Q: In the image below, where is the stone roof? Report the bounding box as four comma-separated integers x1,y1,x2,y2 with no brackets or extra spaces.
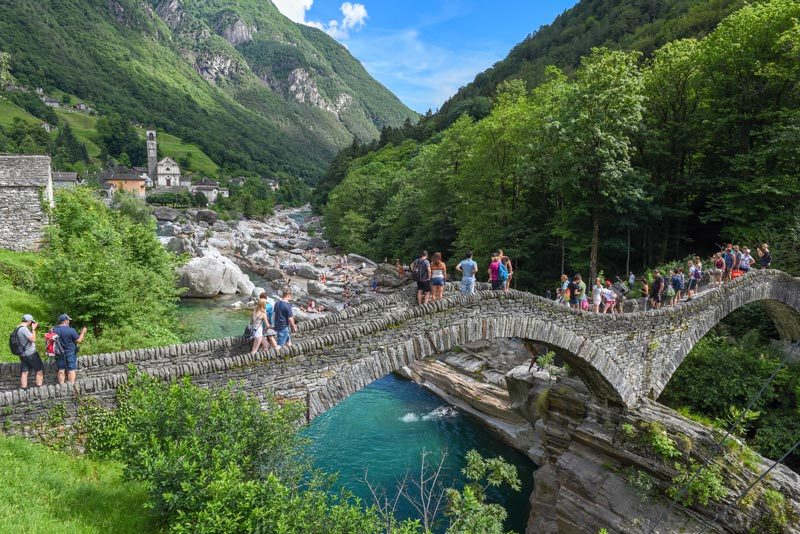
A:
194,177,220,190
53,171,78,182
102,167,146,182
0,155,52,187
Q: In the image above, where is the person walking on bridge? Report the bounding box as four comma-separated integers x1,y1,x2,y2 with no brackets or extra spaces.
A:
488,253,504,291
498,249,513,290
53,314,87,385
455,251,478,295
649,270,664,309
274,289,298,347
429,252,447,302
412,250,432,305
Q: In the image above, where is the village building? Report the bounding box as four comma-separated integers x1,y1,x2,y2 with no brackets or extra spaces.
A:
267,180,280,192
191,178,229,204
156,157,181,187
40,122,54,133
42,97,60,108
74,102,90,112
101,167,146,199
0,155,53,251
52,171,78,189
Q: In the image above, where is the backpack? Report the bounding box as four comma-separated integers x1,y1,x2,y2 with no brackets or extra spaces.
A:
411,259,421,282
45,330,60,357
498,262,509,282
9,326,28,356
692,266,702,281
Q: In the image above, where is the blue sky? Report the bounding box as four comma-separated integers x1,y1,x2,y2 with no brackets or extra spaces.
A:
272,0,578,113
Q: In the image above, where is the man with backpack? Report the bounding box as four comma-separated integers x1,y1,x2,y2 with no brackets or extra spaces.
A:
411,250,432,305
10,314,43,390
53,314,87,385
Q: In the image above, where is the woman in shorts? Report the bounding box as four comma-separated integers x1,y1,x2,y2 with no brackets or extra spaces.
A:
430,252,447,301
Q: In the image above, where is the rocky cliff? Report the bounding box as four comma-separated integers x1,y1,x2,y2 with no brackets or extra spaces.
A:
401,340,800,533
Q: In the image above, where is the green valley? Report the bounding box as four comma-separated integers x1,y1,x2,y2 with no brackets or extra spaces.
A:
0,0,416,180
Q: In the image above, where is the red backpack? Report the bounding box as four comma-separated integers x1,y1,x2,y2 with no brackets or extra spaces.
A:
45,329,60,357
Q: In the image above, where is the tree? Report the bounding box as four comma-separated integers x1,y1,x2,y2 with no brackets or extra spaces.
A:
559,48,646,281
53,122,89,167
0,51,11,87
445,450,521,534
95,114,147,166
37,188,180,350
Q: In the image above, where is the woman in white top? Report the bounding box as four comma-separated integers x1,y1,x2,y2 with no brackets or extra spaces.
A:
429,252,447,301
592,278,603,313
250,298,274,355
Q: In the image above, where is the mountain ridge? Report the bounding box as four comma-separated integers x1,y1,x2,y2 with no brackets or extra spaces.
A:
0,0,416,179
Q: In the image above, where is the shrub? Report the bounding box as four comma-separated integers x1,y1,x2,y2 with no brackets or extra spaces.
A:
668,461,727,506
642,422,683,460
37,188,181,350
82,370,384,532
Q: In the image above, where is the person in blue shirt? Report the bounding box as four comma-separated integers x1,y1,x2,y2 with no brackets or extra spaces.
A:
273,289,298,347
53,314,87,385
455,250,478,295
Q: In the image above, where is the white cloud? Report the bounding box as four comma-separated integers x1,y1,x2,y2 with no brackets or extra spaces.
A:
271,0,314,24
272,0,367,41
341,2,368,30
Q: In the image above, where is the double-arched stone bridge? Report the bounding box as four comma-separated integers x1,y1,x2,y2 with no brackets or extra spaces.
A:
1,269,798,426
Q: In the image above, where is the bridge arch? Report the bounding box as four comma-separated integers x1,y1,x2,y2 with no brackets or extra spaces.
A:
642,270,800,401
305,300,629,420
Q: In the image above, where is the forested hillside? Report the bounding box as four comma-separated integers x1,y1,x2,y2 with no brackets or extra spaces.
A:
437,0,744,125
320,0,800,290
0,0,415,180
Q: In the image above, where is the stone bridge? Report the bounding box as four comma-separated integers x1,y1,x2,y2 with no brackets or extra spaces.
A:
1,269,798,426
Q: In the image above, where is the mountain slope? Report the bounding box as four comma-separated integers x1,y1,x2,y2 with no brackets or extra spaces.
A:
437,0,744,124
0,0,415,180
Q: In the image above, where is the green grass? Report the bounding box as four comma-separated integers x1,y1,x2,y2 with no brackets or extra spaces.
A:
0,250,49,363
150,130,220,176
54,109,102,158
0,435,156,533
0,95,38,127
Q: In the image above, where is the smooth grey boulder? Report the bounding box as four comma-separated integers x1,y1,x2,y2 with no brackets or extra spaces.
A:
293,263,319,280
307,280,344,297
178,257,225,297
153,206,180,221
195,209,218,224
260,267,286,281
165,237,193,255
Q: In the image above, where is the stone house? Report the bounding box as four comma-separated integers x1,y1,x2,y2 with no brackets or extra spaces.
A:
74,102,90,112
40,122,54,133
191,178,229,204
52,171,78,189
102,168,146,199
42,97,60,108
0,155,54,251
156,157,181,187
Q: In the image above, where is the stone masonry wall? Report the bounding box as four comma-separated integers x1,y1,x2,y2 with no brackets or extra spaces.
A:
1,271,799,431
0,155,52,251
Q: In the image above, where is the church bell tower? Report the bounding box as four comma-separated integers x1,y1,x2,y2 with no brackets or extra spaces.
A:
146,130,158,182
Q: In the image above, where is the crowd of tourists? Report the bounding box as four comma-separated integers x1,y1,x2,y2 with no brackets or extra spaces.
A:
406,241,773,311
409,249,514,305
9,313,87,390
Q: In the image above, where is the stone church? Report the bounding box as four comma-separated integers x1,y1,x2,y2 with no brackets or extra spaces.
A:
146,130,182,187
